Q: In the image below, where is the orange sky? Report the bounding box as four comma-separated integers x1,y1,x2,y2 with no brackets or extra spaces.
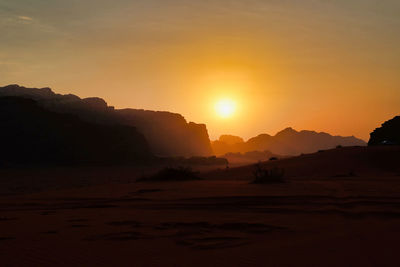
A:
1,0,400,140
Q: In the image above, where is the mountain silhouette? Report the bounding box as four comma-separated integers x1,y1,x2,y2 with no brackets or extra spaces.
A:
116,109,212,157
218,135,245,145
212,127,366,156
0,85,213,157
0,97,152,166
369,116,400,145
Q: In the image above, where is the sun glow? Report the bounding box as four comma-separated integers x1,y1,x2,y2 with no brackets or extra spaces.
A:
215,99,236,118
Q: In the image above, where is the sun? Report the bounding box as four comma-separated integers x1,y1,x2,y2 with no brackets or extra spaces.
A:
215,99,236,118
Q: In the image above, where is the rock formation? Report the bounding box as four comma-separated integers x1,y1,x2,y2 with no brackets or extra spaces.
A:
0,97,152,165
369,116,400,145
0,85,213,157
212,127,366,156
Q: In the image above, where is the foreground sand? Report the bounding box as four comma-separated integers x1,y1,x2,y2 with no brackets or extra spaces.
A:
1,147,400,266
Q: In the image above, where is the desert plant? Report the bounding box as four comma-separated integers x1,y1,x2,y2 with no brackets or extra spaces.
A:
252,163,285,184
138,166,201,182
269,157,278,161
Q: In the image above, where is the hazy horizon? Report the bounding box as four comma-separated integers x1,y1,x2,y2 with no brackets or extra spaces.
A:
1,0,400,140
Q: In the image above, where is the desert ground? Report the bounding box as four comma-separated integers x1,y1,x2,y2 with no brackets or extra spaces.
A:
1,146,400,266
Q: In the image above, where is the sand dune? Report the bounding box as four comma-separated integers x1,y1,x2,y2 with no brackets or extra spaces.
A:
1,146,400,266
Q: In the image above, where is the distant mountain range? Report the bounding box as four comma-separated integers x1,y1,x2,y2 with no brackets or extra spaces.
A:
212,128,366,156
0,85,213,157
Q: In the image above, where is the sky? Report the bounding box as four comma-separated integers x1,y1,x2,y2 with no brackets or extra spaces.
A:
1,0,400,141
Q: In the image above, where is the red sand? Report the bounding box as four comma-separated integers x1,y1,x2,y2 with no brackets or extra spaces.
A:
1,146,400,266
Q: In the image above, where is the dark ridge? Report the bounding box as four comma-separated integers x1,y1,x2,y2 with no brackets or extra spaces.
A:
369,116,400,145
212,129,366,156
0,96,152,166
0,84,213,157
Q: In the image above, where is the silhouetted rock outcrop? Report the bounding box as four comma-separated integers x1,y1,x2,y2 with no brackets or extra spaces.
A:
116,109,212,157
212,128,366,156
368,116,400,146
0,97,152,166
0,85,213,157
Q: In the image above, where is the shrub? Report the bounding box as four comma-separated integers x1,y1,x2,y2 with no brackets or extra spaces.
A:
336,145,343,149
269,157,278,161
252,163,285,184
138,166,201,182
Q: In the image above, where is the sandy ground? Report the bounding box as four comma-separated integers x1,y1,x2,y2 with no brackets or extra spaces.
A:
1,146,400,266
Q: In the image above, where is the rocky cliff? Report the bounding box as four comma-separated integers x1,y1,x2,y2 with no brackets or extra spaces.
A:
369,116,400,145
116,109,212,157
0,85,213,157
0,97,152,165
